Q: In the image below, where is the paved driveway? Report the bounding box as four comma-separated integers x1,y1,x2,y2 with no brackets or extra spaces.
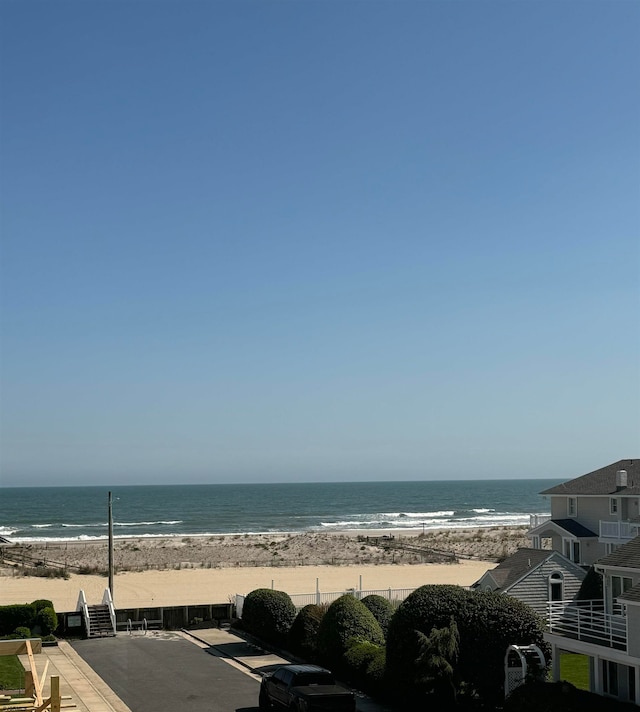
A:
72,634,260,712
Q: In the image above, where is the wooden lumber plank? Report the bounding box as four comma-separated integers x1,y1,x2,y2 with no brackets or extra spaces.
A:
25,641,42,707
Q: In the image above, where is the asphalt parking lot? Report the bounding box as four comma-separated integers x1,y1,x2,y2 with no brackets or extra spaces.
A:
72,634,260,712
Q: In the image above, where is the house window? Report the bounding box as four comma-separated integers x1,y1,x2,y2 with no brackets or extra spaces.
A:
572,541,580,564
549,572,563,602
567,497,577,517
610,498,619,515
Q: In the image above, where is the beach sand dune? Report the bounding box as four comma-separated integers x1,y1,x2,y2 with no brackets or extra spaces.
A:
0,527,526,611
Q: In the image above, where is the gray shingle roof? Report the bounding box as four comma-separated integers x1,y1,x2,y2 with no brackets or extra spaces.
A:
619,583,640,604
596,536,640,570
552,519,598,538
541,459,640,496
485,548,559,591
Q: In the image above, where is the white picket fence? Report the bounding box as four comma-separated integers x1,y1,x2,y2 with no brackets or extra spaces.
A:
235,586,417,618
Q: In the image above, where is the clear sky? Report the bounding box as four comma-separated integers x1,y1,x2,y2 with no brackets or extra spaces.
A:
1,0,638,487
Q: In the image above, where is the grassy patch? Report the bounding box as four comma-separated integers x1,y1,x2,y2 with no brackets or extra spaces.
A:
560,652,590,690
0,655,25,690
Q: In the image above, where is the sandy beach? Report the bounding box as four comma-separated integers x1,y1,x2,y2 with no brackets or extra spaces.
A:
0,527,528,611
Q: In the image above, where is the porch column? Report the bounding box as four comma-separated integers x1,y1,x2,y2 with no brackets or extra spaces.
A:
551,644,560,681
592,654,600,695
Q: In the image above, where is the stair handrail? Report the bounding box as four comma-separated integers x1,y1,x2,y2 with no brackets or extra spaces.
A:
101,588,117,635
76,590,91,638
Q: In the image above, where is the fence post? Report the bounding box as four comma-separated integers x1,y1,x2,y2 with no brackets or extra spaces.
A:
316,578,320,605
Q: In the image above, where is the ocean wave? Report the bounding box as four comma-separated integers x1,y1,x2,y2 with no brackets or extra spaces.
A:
58,520,183,528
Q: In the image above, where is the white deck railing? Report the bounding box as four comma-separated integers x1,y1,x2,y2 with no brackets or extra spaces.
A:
76,590,91,638
599,520,640,541
547,600,627,651
529,514,552,529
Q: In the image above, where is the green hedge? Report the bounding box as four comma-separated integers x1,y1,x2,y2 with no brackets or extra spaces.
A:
386,585,547,705
0,605,37,636
361,595,394,638
241,589,296,646
288,604,324,660
0,601,58,637
316,595,384,668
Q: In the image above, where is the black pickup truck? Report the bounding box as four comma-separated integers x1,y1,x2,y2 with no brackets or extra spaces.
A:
259,664,356,712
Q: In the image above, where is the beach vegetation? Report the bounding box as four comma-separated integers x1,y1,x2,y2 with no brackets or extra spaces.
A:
241,588,296,646
288,604,324,659
316,594,384,669
386,585,548,706
361,595,394,638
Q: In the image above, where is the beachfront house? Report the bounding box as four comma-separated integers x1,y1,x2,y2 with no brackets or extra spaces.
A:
472,548,586,617
545,534,640,706
527,459,640,566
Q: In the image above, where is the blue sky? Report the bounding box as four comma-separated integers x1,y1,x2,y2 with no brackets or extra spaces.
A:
1,1,638,487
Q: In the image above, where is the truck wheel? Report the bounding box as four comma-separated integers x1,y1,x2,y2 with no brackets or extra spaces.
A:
258,690,272,710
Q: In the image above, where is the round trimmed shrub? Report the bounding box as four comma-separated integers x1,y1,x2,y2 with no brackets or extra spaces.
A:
386,585,547,705
14,627,31,638
316,595,384,666
241,588,296,646
288,604,324,660
361,595,394,638
31,599,54,613
36,607,58,636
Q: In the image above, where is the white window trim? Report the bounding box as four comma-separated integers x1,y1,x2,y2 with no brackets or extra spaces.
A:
610,497,619,515
567,497,577,517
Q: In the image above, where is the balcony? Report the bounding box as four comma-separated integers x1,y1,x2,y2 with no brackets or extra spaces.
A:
547,600,627,651
599,520,640,542
529,514,552,529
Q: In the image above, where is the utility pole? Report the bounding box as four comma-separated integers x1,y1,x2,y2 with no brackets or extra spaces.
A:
108,491,114,601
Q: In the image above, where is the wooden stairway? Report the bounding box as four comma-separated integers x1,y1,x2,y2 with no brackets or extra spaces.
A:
86,604,115,637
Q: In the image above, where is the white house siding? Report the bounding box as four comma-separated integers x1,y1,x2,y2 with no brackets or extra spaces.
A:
508,558,585,617
627,606,640,659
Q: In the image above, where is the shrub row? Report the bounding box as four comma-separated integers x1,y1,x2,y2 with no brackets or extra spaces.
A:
241,585,548,706
0,600,58,638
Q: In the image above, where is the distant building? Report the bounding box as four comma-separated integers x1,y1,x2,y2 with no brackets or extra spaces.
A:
528,459,639,566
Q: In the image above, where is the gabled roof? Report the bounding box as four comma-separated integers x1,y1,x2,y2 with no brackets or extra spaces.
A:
479,548,584,592
528,518,597,540
596,535,640,571
552,519,598,538
541,459,640,496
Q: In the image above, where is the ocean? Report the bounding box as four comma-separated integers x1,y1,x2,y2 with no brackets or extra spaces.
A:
0,479,559,543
